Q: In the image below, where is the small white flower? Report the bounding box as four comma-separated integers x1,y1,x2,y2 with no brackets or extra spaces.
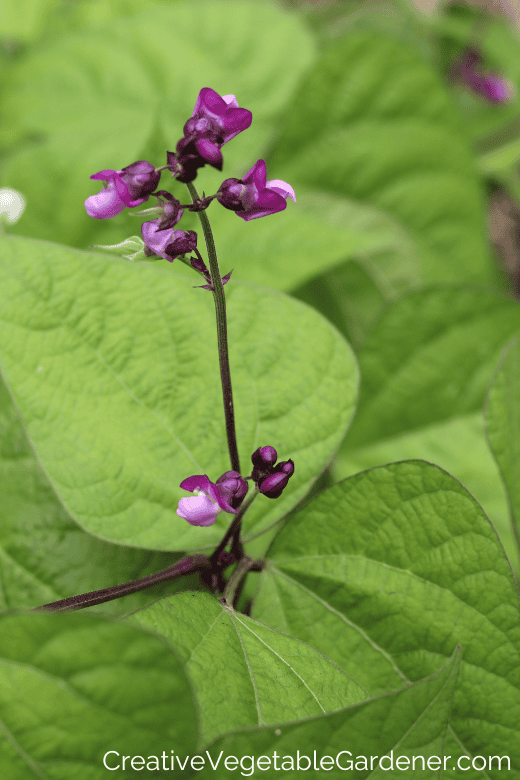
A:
0,188,26,224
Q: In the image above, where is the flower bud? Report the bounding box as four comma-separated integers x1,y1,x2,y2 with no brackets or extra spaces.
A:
216,470,248,508
251,446,278,470
274,459,294,477
259,471,290,499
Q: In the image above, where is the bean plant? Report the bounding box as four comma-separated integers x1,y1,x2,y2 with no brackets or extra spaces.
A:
0,0,519,778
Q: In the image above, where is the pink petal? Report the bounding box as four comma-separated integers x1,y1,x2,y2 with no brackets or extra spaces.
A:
222,94,239,108
85,186,126,219
266,179,296,202
177,495,220,526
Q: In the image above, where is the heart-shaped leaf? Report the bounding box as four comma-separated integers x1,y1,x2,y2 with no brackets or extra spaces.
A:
0,236,358,551
131,591,367,746
253,461,520,778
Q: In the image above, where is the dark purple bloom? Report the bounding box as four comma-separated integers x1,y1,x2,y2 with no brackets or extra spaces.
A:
85,161,160,219
215,470,248,509
141,219,197,262
458,49,512,104
259,471,291,500
217,160,296,220
169,88,252,183
177,474,238,526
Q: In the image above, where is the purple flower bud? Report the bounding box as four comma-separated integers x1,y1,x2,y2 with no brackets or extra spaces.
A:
216,470,248,508
259,471,290,500
177,474,237,526
85,161,160,219
274,459,295,477
251,446,278,470
172,88,252,183
457,48,513,104
141,219,197,262
217,160,296,221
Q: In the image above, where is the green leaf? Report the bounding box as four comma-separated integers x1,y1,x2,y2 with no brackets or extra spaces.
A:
253,461,520,778
269,30,493,287
485,335,520,561
0,235,358,551
0,610,197,779
344,286,520,449
333,412,518,572
0,1,315,248
0,0,60,40
131,591,367,746
0,375,201,613
197,649,461,779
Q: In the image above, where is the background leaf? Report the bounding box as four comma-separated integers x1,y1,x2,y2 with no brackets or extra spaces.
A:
131,590,367,746
195,649,461,779
0,236,358,551
267,29,494,289
485,335,520,559
0,610,197,779
253,461,520,779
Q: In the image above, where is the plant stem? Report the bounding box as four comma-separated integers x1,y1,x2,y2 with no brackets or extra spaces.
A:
211,487,259,566
33,554,211,612
186,180,240,474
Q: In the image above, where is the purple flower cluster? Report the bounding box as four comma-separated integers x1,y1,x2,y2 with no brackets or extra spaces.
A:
84,87,295,262
251,446,294,499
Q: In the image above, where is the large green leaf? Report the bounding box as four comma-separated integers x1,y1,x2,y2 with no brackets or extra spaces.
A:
0,1,315,249
268,30,493,287
485,335,520,560
0,376,199,613
333,412,517,571
253,461,520,779
131,591,367,746
343,286,520,449
0,610,197,779
0,235,358,551
196,650,460,779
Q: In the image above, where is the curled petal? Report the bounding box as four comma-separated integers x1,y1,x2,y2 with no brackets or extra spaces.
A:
266,179,296,202
85,185,126,219
177,495,220,526
222,94,239,108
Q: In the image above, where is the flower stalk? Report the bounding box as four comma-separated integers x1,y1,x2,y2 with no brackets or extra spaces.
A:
186,180,240,474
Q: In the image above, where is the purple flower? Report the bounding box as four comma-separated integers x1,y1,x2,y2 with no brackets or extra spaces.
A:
141,219,197,262
217,160,296,220
176,474,241,526
458,49,512,104
85,161,160,219
170,88,252,183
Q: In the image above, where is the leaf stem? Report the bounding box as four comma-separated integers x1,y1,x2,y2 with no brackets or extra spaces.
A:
186,180,240,474
33,554,211,612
